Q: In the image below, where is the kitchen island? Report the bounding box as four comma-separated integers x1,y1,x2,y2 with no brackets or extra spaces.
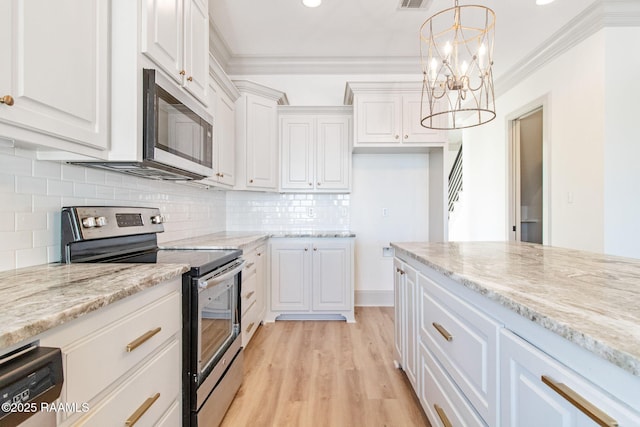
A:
391,241,640,427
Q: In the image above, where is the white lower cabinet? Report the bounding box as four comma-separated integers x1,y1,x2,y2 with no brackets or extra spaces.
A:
37,278,182,426
394,258,418,391
500,329,640,427
419,342,486,427
267,238,354,322
395,254,640,427
241,242,267,346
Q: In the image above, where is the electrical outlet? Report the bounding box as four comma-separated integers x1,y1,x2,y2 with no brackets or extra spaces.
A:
308,207,315,217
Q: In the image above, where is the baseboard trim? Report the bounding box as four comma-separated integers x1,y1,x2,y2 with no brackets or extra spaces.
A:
355,290,394,307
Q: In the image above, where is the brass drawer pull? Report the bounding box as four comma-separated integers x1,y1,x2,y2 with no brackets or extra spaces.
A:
125,392,160,426
126,327,162,352
246,322,255,333
434,404,453,427
245,290,255,299
245,262,255,270
541,375,618,427
432,322,453,342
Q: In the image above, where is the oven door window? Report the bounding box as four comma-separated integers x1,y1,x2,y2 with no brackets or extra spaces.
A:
198,277,238,378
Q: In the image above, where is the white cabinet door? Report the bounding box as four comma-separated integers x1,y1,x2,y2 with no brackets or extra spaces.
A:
183,0,208,103
402,93,446,143
393,259,418,392
216,92,236,186
500,329,640,427
0,0,108,152
311,240,351,311
246,94,278,189
281,116,314,190
355,94,402,144
142,0,184,84
393,258,404,364
315,116,351,191
270,241,311,311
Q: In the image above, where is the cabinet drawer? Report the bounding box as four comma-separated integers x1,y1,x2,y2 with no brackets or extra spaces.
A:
500,329,640,427
242,299,261,346
241,271,257,316
65,291,181,405
419,342,486,427
71,339,181,427
419,273,499,426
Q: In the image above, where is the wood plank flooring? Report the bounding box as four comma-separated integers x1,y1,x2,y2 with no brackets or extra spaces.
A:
220,307,431,427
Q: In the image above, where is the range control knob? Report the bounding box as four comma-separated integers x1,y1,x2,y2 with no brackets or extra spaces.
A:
81,217,97,228
95,216,107,227
150,215,163,225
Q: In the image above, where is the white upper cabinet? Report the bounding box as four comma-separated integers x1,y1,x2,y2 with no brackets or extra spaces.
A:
0,0,109,157
142,0,209,105
344,82,447,152
233,80,287,192
279,107,352,193
199,58,240,188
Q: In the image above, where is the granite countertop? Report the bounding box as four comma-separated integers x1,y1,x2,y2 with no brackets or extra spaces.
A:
0,263,188,351
162,230,355,250
390,241,640,376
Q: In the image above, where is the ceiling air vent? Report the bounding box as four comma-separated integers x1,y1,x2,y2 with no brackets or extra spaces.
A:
398,0,432,9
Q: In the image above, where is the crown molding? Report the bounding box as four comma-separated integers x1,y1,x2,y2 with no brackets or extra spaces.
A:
225,55,422,76
232,80,289,105
209,54,240,101
494,0,640,97
208,0,640,95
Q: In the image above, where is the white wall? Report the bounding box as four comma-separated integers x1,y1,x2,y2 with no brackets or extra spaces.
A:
351,153,429,303
603,27,640,258
0,147,226,271
453,30,609,254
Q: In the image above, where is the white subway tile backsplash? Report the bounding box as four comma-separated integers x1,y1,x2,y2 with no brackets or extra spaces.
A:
1,151,227,271
16,176,47,195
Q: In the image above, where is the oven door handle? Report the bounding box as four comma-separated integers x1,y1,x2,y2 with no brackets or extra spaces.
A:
198,260,245,290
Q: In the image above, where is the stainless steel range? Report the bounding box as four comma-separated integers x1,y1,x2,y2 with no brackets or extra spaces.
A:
61,206,244,427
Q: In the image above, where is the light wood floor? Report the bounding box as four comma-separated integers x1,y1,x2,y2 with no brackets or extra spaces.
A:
220,307,431,427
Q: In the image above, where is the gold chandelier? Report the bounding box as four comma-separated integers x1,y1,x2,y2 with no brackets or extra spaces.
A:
420,0,496,130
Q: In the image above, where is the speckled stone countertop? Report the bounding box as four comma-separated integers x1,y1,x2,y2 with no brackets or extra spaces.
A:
391,241,640,376
162,230,355,250
0,263,188,351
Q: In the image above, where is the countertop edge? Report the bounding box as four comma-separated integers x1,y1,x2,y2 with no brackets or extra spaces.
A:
390,243,640,377
0,264,189,351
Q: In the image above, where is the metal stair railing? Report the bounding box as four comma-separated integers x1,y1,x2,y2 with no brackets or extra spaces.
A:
448,145,463,213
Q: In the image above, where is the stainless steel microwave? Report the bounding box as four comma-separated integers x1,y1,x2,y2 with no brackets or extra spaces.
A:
74,69,214,181
142,69,213,179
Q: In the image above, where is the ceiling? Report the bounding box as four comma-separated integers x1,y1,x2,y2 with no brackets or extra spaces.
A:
209,0,597,79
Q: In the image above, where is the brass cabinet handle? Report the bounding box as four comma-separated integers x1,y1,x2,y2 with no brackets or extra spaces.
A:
126,327,162,352
404,134,408,139
434,404,453,427
394,134,399,140
0,95,14,106
541,375,618,427
246,322,255,333
245,290,255,299
125,393,160,426
304,248,308,251
308,182,313,186
187,76,193,82
249,179,254,183
317,182,321,186
257,252,262,257
179,70,186,76
245,261,255,270
432,322,453,342
313,247,317,251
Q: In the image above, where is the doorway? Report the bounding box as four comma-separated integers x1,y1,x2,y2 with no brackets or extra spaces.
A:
510,108,544,243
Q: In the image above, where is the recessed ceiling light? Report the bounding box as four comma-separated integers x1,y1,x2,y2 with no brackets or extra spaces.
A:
302,0,321,7
536,0,555,5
